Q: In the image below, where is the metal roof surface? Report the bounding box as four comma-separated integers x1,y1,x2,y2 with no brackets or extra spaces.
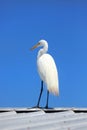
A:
0,107,87,130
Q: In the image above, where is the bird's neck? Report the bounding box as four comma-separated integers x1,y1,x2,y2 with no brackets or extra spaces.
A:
37,43,48,58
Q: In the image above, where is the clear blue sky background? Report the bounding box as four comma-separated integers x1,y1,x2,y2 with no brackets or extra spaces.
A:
0,0,87,108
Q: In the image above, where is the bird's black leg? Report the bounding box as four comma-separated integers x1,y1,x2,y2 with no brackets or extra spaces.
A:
45,90,49,109
37,81,43,108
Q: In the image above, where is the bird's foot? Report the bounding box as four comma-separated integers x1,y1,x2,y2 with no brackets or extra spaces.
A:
32,105,43,109
44,105,48,109
44,105,53,109
32,106,39,108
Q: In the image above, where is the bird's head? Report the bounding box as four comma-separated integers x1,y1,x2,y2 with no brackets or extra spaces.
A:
30,39,48,51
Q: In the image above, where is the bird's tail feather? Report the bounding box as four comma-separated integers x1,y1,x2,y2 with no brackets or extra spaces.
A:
48,86,59,96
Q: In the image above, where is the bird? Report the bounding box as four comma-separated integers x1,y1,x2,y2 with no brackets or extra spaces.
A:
30,39,59,108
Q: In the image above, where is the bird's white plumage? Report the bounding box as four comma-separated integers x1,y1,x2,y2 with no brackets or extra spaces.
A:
37,53,59,95
31,39,59,96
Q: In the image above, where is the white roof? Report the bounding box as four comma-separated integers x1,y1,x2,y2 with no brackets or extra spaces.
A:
0,107,87,130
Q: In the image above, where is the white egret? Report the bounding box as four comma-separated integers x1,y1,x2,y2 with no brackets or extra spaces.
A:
31,40,59,108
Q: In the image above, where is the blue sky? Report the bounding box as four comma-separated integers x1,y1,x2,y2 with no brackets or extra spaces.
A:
0,0,87,108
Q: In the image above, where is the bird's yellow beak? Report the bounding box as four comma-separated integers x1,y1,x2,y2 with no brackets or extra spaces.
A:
30,43,40,51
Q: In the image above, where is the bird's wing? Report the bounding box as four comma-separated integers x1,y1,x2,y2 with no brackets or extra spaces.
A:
37,54,59,95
